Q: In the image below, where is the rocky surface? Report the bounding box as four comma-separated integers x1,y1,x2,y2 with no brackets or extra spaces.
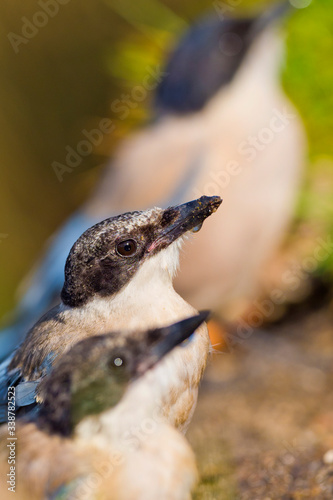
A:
189,309,333,499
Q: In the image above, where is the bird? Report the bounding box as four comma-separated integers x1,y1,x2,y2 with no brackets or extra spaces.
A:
0,0,305,358
0,196,221,434
0,313,208,500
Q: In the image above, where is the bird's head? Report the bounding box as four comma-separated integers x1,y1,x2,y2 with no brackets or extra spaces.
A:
155,2,290,114
61,196,222,307
155,13,260,115
37,312,209,436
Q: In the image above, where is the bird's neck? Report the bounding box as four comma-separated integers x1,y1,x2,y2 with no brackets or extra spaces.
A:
76,375,160,445
236,29,284,87
75,419,198,500
83,242,194,331
207,29,284,116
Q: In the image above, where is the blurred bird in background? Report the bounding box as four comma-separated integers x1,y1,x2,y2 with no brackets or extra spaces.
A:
0,0,306,359
0,314,206,500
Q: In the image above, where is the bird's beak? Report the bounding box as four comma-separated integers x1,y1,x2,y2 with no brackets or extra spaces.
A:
148,196,222,253
135,311,210,376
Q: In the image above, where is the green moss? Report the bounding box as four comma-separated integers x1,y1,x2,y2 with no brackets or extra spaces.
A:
281,0,333,276
283,0,333,160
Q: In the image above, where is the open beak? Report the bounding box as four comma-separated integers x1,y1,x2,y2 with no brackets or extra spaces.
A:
135,311,210,376
148,195,222,253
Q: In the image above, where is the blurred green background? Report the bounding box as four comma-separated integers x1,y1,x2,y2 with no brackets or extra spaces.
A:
0,0,332,320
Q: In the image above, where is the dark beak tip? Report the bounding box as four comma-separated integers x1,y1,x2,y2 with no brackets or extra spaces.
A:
201,194,222,201
208,195,223,209
153,196,222,252
197,310,211,323
177,310,211,340
196,195,222,212
147,311,211,366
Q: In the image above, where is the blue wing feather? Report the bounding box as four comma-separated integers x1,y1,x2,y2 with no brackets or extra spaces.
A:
0,351,56,423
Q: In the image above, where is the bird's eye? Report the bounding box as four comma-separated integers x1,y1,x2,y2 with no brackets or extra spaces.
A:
114,357,124,367
109,356,126,370
116,239,137,257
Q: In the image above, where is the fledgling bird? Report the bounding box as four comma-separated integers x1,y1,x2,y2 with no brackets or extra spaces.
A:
0,1,305,358
0,314,208,500
0,196,221,433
